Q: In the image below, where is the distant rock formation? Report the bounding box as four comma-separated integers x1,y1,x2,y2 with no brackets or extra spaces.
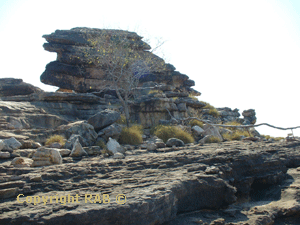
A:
0,78,43,97
41,27,198,94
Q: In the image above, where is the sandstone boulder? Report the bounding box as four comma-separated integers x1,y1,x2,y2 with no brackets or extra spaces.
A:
242,109,256,125
10,157,33,167
154,138,166,148
203,125,223,141
65,134,84,150
0,78,43,97
106,137,124,155
166,138,185,147
58,149,71,157
192,125,204,136
199,135,214,144
20,140,41,149
2,137,22,152
113,152,125,159
57,121,97,147
98,123,122,141
146,142,157,151
0,152,10,159
31,147,62,167
70,138,88,157
0,187,19,199
88,109,120,132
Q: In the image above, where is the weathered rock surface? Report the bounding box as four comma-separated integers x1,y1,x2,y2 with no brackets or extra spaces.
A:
57,121,97,147
87,109,120,132
0,78,43,97
38,28,208,128
0,152,10,159
217,107,241,123
1,141,300,224
69,138,88,157
31,147,62,167
106,137,124,154
98,123,123,141
41,28,196,93
166,138,185,147
0,79,108,132
203,124,223,141
2,137,22,152
243,109,257,125
10,157,33,167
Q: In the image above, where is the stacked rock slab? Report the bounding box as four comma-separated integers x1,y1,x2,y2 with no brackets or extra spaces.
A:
0,78,43,97
41,27,197,94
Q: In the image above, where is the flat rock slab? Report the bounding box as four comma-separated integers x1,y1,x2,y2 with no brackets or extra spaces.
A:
1,141,300,225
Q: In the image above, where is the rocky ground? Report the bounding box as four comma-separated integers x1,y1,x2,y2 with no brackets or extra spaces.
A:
1,140,300,225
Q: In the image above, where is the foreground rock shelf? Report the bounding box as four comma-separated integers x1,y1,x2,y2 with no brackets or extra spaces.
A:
1,140,300,225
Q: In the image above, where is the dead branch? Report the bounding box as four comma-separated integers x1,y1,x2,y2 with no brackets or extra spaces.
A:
165,107,300,131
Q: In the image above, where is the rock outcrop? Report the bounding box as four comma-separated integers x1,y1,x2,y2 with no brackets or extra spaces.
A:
0,78,43,97
40,28,205,127
41,28,197,94
31,147,62,167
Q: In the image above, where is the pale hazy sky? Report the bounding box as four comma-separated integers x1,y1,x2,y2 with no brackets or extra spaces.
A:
1,0,300,137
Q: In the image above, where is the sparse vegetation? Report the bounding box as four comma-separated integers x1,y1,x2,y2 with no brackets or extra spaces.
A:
148,89,163,95
116,114,127,125
200,101,220,118
189,119,204,128
222,130,250,141
188,93,198,101
45,135,66,146
153,125,194,144
205,136,222,143
223,121,242,131
220,121,252,141
119,125,143,145
96,140,107,149
261,135,284,141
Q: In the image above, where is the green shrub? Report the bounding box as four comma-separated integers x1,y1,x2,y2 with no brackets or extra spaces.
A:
119,125,143,145
222,130,250,141
208,108,220,118
153,125,194,144
224,121,242,131
261,135,284,141
205,136,221,143
148,89,163,95
45,135,66,146
189,119,204,128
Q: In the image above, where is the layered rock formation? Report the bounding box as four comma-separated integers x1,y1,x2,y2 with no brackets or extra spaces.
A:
41,27,197,94
40,28,205,127
1,140,300,224
0,78,43,97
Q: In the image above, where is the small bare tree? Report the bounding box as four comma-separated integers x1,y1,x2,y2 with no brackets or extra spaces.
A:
83,29,166,127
